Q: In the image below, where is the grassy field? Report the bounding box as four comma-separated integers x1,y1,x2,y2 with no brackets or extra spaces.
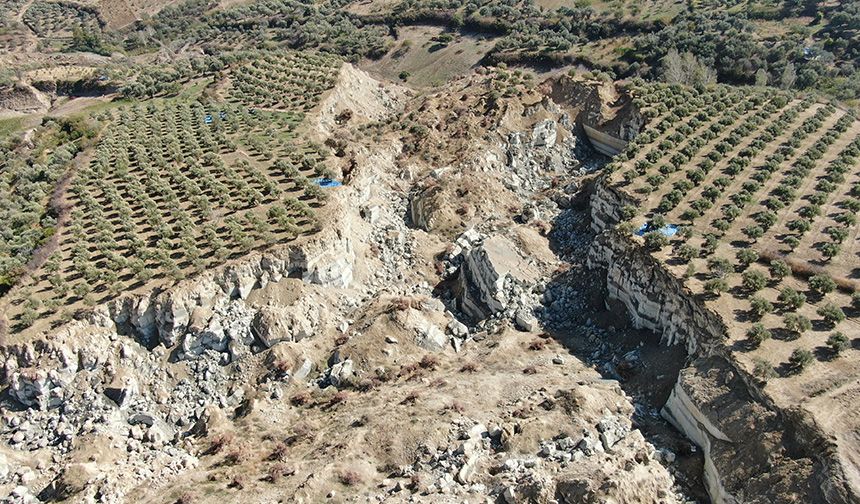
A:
0,116,24,139
361,26,493,88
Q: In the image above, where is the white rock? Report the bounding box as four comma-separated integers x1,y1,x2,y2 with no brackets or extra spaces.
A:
514,309,537,332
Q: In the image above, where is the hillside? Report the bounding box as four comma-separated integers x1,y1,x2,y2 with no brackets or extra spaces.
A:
0,0,859,503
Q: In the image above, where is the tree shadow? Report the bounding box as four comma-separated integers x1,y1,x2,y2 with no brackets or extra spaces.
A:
813,346,838,362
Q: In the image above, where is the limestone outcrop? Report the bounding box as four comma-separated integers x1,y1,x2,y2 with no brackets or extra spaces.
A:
456,234,539,321
586,230,727,355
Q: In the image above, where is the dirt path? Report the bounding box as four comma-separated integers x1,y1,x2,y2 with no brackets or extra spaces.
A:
14,0,39,52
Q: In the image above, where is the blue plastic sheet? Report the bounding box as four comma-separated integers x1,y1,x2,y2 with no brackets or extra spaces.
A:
635,223,678,237
313,177,342,188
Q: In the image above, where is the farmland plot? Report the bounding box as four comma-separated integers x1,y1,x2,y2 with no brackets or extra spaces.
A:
3,51,344,333
605,81,860,382
22,1,102,38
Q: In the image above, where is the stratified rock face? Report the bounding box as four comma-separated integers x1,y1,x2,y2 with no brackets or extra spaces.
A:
457,235,539,321
661,357,849,504
587,179,857,504
104,226,352,348
586,230,727,355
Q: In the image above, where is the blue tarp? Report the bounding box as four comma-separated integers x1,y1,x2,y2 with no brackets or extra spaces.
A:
636,223,678,237
313,177,342,188
204,111,227,124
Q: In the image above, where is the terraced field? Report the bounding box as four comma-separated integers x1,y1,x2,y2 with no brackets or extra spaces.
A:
606,81,860,380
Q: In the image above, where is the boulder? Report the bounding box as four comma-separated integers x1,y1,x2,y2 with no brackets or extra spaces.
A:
447,318,469,338
251,301,319,348
251,307,292,348
457,236,539,320
293,358,315,381
104,371,138,408
329,359,355,387
415,322,447,352
515,309,537,332
597,415,629,451
10,369,57,409
531,120,557,149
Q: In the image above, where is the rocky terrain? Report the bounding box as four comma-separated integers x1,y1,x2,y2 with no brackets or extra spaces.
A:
0,66,715,503
2,56,858,504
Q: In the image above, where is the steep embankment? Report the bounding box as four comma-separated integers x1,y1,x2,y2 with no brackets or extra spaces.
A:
586,191,857,504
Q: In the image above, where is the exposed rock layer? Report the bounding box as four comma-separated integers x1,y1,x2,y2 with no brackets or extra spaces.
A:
587,179,858,504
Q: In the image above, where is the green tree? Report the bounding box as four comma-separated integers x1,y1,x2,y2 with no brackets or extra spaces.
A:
817,303,845,327
73,282,92,300
678,244,698,262
743,225,764,242
752,358,776,382
643,231,668,251
820,242,841,261
749,296,774,318
826,332,849,355
769,260,790,281
784,313,811,337
19,306,38,328
736,249,759,268
747,323,772,347
742,270,768,292
809,274,836,295
69,27,109,55
704,278,729,297
788,348,813,373
707,257,732,279
778,287,806,310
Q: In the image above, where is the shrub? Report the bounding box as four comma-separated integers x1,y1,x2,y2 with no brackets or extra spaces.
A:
752,358,776,382
826,332,849,355
749,296,774,318
339,470,363,486
643,231,669,251
853,292,860,308
704,278,728,297
778,287,806,310
228,475,246,489
809,274,836,295
769,259,790,280
290,391,312,406
742,270,767,292
223,448,246,466
267,463,294,483
788,348,814,372
419,355,440,370
816,303,845,327
747,323,772,347
784,313,811,336
208,433,234,454
736,249,759,268
460,362,479,373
